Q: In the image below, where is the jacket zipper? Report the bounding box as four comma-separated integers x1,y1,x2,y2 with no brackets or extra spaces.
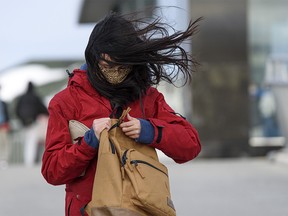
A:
130,160,168,177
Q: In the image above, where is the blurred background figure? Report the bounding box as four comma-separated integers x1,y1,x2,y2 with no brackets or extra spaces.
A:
0,85,10,169
15,81,48,167
258,84,280,137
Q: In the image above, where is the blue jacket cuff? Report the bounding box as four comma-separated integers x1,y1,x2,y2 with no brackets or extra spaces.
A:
137,119,155,144
84,129,99,149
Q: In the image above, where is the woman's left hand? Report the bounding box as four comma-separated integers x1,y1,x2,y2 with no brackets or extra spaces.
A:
120,114,141,139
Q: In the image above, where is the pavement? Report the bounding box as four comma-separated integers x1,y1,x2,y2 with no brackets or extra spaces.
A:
0,157,288,216
267,148,288,165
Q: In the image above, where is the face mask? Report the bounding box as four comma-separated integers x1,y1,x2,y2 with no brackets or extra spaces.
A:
99,64,132,84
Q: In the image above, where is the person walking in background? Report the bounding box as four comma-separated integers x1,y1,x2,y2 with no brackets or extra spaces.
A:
42,11,201,216
16,81,49,167
258,85,280,137
0,85,10,169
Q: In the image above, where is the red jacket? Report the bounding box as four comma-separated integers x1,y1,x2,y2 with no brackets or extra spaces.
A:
41,69,201,216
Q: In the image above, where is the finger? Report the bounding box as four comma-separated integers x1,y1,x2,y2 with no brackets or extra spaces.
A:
124,129,140,137
105,121,111,130
121,125,137,132
126,133,140,139
93,119,111,132
93,118,109,126
128,134,139,139
94,117,110,122
120,121,134,128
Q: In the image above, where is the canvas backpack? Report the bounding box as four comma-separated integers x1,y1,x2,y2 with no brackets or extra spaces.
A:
69,108,176,216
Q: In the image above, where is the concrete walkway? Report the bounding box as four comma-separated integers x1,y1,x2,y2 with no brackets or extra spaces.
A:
0,157,287,216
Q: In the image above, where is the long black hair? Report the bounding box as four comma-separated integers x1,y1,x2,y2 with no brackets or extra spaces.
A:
85,11,201,107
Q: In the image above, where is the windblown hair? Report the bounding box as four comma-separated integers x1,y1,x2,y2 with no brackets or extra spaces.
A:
85,11,201,107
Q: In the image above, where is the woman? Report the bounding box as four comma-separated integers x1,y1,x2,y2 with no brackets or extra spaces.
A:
42,12,201,216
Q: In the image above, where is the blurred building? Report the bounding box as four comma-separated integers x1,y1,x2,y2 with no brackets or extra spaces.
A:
190,0,288,157
193,0,288,157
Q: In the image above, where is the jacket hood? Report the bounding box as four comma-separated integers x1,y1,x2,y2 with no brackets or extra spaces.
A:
67,69,100,97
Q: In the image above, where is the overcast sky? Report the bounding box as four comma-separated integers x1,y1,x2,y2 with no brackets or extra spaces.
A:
0,0,192,73
0,0,94,72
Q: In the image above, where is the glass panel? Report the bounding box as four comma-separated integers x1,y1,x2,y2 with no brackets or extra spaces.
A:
248,0,288,146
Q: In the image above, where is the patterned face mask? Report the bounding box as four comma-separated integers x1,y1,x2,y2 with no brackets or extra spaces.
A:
98,64,132,84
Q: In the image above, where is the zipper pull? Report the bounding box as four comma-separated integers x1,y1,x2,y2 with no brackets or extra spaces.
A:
132,161,145,179
121,150,128,166
121,150,129,180
121,166,125,180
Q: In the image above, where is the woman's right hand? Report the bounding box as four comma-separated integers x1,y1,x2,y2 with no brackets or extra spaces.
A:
92,118,111,139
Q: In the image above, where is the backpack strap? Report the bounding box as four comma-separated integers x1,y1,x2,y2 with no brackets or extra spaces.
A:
109,107,131,131
119,107,131,122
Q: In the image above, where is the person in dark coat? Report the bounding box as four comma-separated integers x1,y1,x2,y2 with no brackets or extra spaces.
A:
16,81,48,166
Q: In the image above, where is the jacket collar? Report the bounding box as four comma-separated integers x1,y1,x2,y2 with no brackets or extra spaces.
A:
68,69,99,97
68,69,112,111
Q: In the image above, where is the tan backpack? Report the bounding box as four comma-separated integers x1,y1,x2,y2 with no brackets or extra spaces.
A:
69,108,176,216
